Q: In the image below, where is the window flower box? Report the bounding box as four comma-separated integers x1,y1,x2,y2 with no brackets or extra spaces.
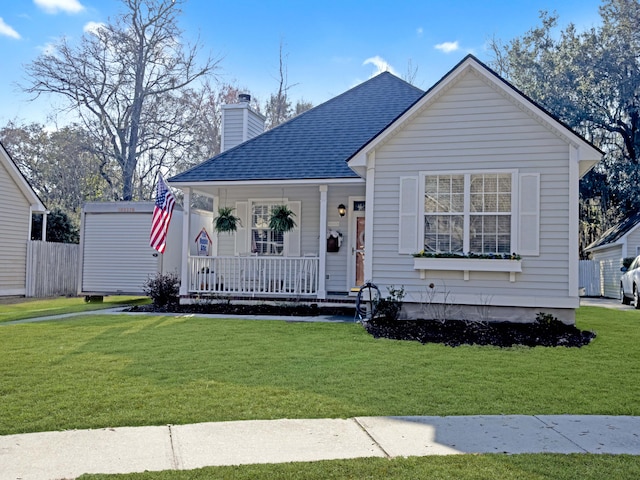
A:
413,256,522,282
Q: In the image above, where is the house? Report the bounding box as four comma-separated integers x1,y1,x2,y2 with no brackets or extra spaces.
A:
584,212,640,299
168,55,601,324
0,141,47,296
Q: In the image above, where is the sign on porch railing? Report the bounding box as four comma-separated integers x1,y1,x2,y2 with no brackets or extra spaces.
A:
195,228,211,256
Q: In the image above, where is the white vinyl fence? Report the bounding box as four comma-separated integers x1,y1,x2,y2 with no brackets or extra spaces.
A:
26,241,79,297
579,259,602,297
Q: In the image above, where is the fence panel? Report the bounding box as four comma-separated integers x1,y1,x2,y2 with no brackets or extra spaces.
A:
579,259,602,297
26,241,79,297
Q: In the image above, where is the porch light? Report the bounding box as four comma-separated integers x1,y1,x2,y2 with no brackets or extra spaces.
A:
338,204,346,217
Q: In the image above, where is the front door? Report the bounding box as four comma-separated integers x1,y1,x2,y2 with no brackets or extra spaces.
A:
348,198,366,290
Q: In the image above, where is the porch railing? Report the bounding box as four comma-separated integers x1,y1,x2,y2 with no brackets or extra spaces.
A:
188,255,319,296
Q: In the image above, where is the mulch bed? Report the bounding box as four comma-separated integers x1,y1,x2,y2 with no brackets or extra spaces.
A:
363,317,596,348
129,302,595,348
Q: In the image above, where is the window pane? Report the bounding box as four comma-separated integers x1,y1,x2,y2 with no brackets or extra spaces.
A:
251,202,285,255
424,194,437,212
451,175,464,193
451,193,464,211
498,193,511,212
423,214,463,253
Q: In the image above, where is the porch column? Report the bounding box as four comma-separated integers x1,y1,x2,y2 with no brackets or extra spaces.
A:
364,151,375,282
318,185,328,299
179,187,191,296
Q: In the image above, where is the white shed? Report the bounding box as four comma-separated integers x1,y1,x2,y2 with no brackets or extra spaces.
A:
78,202,211,297
585,212,640,298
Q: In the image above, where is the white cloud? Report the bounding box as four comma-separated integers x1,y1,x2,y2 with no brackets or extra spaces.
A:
363,56,399,77
39,41,57,55
83,21,106,34
34,0,85,14
416,27,423,38
0,17,21,39
434,41,459,53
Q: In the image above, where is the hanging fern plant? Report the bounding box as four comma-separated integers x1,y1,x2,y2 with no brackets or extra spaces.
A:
269,204,296,233
214,206,241,233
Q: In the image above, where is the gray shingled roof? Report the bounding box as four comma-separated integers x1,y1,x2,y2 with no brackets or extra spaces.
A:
169,72,424,183
585,211,640,251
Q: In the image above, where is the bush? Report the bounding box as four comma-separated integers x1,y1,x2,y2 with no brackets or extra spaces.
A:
375,285,405,321
142,272,180,308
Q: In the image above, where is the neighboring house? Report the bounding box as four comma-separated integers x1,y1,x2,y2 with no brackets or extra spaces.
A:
168,55,601,324
0,141,47,296
584,212,640,299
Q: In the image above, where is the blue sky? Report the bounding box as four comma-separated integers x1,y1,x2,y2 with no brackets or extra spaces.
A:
1,0,604,127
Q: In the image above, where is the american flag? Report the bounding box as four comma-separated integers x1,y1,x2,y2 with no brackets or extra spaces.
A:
149,174,176,254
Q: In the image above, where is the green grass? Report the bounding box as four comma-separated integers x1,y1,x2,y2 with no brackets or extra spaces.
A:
0,295,149,322
0,306,638,436
79,454,640,479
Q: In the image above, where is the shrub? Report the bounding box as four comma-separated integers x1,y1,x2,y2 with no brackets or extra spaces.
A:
375,285,405,321
143,272,180,308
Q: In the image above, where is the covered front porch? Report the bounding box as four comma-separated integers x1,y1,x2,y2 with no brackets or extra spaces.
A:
173,181,366,301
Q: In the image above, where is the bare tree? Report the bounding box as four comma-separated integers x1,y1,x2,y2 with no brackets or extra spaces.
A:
403,58,419,85
23,0,220,200
264,41,296,129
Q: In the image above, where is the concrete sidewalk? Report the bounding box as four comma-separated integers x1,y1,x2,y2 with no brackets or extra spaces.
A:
2,415,640,479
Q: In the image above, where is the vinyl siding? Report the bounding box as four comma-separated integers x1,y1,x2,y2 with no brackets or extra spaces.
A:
590,245,623,299
625,227,640,258
221,108,245,152
247,110,265,140
370,70,573,306
0,159,30,295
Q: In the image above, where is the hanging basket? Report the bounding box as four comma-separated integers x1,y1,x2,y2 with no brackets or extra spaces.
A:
268,204,297,233
214,206,241,233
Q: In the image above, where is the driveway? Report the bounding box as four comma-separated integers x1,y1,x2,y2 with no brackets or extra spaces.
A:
580,296,635,310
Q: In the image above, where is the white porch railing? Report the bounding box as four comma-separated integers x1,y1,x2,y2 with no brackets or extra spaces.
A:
188,255,319,296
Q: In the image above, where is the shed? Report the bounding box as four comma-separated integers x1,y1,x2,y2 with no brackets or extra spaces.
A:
584,212,640,298
78,202,211,297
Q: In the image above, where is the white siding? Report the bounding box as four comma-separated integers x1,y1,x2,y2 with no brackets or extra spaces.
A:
0,160,30,295
591,245,623,299
370,70,573,307
625,227,640,258
221,108,245,152
247,110,265,140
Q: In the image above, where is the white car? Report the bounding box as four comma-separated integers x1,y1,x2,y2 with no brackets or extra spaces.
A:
620,255,640,308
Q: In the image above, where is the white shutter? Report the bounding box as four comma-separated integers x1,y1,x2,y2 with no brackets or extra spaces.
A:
285,201,301,257
518,173,540,256
234,201,249,255
399,176,419,254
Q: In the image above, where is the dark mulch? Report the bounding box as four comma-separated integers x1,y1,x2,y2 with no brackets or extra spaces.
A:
130,301,595,348
363,317,596,348
125,302,355,317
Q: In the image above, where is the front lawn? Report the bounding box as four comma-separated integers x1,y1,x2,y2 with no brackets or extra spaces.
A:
0,296,149,323
0,306,638,435
79,454,640,480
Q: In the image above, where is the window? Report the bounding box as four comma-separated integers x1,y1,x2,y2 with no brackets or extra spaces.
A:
250,202,284,255
423,172,513,254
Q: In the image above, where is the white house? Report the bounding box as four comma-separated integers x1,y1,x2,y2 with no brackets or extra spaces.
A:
0,141,47,296
584,212,640,299
168,55,601,323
